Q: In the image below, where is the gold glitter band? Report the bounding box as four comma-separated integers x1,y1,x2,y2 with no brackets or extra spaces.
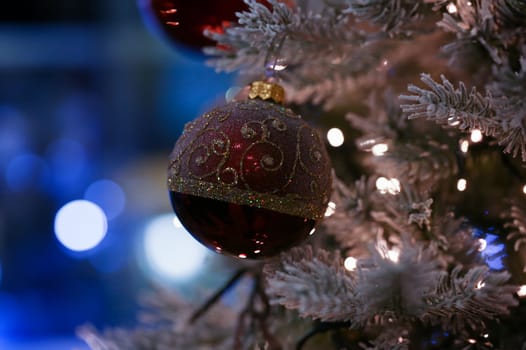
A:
168,175,324,220
248,81,285,104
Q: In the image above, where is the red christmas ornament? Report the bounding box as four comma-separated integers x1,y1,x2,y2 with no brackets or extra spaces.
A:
138,0,296,51
137,0,247,50
168,81,332,259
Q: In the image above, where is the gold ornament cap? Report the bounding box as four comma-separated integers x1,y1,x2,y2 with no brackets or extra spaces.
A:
248,81,285,104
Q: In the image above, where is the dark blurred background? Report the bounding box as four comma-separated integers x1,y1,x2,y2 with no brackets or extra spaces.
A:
0,1,237,348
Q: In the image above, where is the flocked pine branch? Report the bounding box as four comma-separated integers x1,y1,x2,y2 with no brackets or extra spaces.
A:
322,176,378,253
344,0,423,35
401,72,526,161
323,176,433,253
400,73,499,135
263,245,360,323
438,0,503,65
205,0,368,75
489,56,526,160
205,0,435,109
265,236,518,343
77,288,238,349
505,202,526,254
422,265,518,332
430,213,485,267
265,238,442,326
374,141,458,189
348,91,458,188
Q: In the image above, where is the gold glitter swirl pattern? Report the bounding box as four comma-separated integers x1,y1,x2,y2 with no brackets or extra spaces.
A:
168,99,332,220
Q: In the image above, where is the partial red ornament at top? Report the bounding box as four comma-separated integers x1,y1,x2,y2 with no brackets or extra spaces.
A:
137,0,295,52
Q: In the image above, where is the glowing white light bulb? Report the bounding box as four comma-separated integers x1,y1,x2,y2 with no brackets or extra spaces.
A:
475,280,485,289
344,257,357,271
327,128,344,147
522,185,526,194
54,200,108,252
517,285,526,297
371,143,389,156
470,129,483,143
84,179,126,220
446,2,458,13
460,140,469,153
477,238,487,251
457,178,467,191
376,177,401,195
388,178,401,194
325,201,336,217
448,117,460,126
376,177,389,192
143,214,208,280
387,247,400,262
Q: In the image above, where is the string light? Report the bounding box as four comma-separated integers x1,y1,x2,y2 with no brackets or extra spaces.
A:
460,139,469,153
371,143,389,156
54,200,107,252
376,177,401,195
387,247,400,262
477,238,487,251
476,280,486,289
470,129,483,143
344,257,357,271
327,128,344,147
446,2,458,13
456,178,467,191
448,117,460,126
143,214,208,281
325,201,336,217
517,285,526,297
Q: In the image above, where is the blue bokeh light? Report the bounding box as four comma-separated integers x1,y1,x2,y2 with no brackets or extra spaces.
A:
54,200,108,252
84,179,126,220
142,213,209,281
5,153,50,192
88,232,127,274
46,139,90,198
0,105,29,166
474,228,506,270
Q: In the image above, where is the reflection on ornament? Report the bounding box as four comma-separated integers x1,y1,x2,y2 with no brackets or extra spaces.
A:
168,81,332,259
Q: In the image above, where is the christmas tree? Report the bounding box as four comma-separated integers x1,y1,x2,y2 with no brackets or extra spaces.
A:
78,0,526,348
